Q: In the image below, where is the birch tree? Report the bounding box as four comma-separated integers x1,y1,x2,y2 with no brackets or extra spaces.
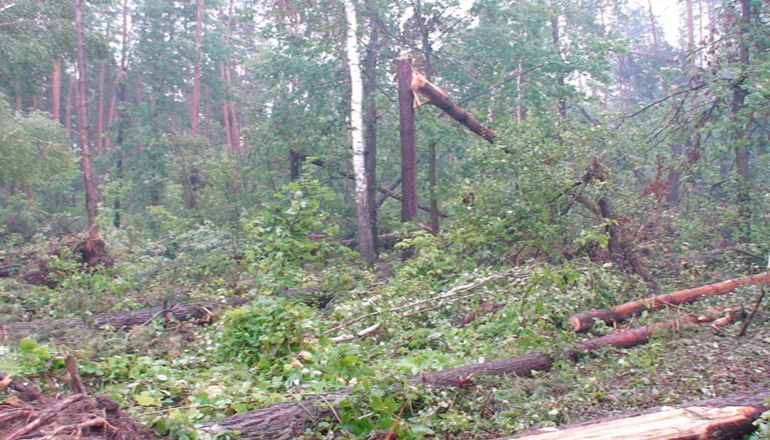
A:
343,0,377,266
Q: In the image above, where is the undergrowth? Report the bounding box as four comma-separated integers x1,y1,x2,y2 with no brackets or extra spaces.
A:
1,181,768,439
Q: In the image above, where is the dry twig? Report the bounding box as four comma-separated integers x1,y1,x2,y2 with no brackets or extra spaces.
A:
2,393,87,440
322,270,521,337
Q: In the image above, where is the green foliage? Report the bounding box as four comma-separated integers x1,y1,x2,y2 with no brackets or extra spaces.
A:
752,409,770,440
217,297,316,371
2,0,770,439
0,338,57,377
241,178,354,289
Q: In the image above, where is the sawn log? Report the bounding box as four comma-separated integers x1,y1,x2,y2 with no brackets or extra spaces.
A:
204,352,554,439
493,387,770,440
569,271,770,332
204,313,741,439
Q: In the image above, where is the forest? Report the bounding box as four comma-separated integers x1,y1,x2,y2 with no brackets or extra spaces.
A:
0,0,769,438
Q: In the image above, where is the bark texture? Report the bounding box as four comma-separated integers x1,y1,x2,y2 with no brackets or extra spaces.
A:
569,272,770,332
205,352,554,439
396,55,418,224
343,0,377,266
495,388,770,440
567,316,699,357
411,71,497,143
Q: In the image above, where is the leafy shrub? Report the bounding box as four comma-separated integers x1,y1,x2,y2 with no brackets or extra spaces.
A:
241,178,354,290
217,297,316,371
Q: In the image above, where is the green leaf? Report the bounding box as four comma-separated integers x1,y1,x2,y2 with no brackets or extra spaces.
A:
19,338,37,353
135,392,159,406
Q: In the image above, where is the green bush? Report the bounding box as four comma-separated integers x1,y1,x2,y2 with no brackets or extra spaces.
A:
217,297,316,370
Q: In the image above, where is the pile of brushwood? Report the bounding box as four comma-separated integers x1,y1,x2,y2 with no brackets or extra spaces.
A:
0,374,157,439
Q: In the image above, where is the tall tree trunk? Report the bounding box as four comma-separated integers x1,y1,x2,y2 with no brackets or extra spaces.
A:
363,11,379,257
396,55,418,225
414,3,439,234
74,0,99,237
96,60,107,155
733,0,751,243
226,85,241,155
551,14,566,119
220,64,233,153
64,75,75,134
191,0,204,134
428,141,439,234
51,61,62,121
343,0,376,266
110,0,130,228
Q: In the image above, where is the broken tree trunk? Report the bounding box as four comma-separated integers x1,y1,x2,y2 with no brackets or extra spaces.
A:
206,310,739,439
204,312,739,439
396,55,418,226
566,316,699,357
204,352,554,439
411,70,497,143
569,272,770,332
493,387,770,440
2,297,254,342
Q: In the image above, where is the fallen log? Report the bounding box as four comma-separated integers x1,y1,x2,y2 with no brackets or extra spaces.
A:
204,352,554,439
205,311,743,439
493,387,770,440
566,315,699,357
2,296,254,342
569,271,770,332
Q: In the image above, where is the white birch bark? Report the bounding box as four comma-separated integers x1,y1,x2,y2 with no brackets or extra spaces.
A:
343,0,377,265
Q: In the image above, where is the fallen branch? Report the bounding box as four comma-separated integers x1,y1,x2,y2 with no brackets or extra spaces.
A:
379,187,448,218
204,352,553,439
569,272,770,332
328,323,381,342
322,270,522,337
204,312,740,439
2,393,87,440
2,296,254,341
567,315,699,357
738,287,766,337
0,372,39,402
411,71,498,143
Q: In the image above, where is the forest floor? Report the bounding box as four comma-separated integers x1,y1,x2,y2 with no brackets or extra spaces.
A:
1,255,769,439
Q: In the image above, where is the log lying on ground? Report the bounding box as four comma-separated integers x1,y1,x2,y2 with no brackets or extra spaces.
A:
206,312,740,439
493,387,770,440
569,271,770,332
2,296,254,341
204,352,554,439
566,315,699,357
